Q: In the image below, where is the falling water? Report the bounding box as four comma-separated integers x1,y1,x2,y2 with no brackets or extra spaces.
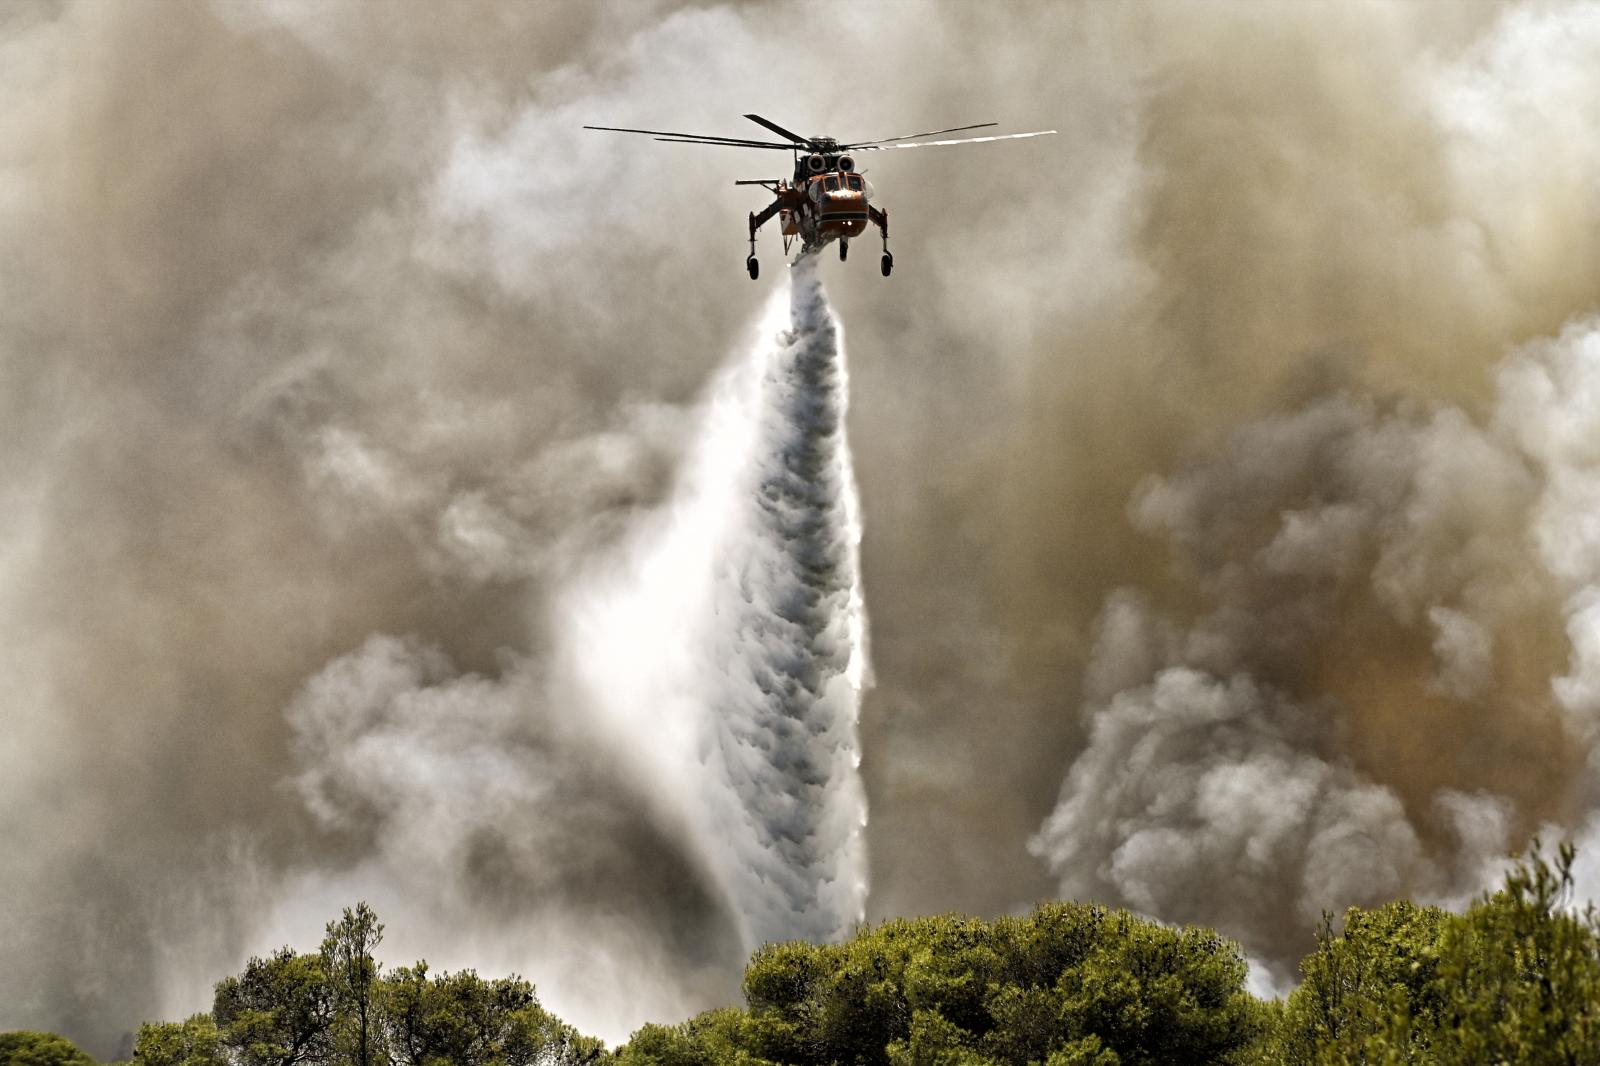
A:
563,254,870,951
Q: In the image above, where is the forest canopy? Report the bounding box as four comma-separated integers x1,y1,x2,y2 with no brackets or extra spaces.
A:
7,845,1600,1066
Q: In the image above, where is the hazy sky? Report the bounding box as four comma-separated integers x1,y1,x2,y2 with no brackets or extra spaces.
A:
7,0,1600,1056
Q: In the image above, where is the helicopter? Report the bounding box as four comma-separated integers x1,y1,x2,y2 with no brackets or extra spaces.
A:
584,114,1056,279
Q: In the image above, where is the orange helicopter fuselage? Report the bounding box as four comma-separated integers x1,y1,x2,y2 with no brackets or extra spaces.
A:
779,171,871,247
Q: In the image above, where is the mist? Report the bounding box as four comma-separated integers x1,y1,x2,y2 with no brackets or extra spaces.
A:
7,0,1600,1056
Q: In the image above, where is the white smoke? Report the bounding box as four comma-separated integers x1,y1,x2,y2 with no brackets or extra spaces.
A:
259,257,871,1041
258,633,736,1044
561,255,871,950
1033,314,1600,970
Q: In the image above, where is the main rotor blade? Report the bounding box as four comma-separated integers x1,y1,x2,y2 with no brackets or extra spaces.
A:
852,129,1058,151
653,137,795,150
743,113,811,145
584,124,794,149
840,122,998,148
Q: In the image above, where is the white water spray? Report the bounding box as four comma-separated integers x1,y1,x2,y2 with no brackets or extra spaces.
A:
562,255,870,951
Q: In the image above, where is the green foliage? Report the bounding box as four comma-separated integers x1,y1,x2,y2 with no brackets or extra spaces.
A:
1271,840,1600,1064
321,904,384,1066
0,1031,98,1066
1042,1036,1119,1066
107,901,604,1066
59,847,1600,1066
1270,900,1449,1063
885,1008,993,1066
132,1015,227,1066
625,903,1260,1066
612,1009,764,1066
138,900,594,1066
213,948,336,1066
383,962,600,1066
1429,840,1600,1064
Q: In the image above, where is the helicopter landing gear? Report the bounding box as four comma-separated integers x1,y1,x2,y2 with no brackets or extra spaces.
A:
746,209,767,281
839,239,849,262
868,204,892,278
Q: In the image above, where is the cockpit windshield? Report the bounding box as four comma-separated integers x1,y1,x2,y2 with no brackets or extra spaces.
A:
846,175,863,191
824,176,840,192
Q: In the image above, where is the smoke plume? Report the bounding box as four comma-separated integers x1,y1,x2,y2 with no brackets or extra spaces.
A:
1022,3,1600,977
273,633,743,1042
249,257,870,1038
1031,331,1600,963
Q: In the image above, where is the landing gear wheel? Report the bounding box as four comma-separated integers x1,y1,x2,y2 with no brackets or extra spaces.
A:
839,240,849,262
880,253,893,277
747,256,759,280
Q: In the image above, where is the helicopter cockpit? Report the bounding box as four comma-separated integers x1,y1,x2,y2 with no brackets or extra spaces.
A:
807,171,874,216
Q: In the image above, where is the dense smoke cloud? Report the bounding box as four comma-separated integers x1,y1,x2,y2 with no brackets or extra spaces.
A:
1023,2,1600,977
1031,328,1600,963
9,0,1600,1056
275,632,742,1040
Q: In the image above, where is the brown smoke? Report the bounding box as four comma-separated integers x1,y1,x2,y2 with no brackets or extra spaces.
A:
1015,0,1600,974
